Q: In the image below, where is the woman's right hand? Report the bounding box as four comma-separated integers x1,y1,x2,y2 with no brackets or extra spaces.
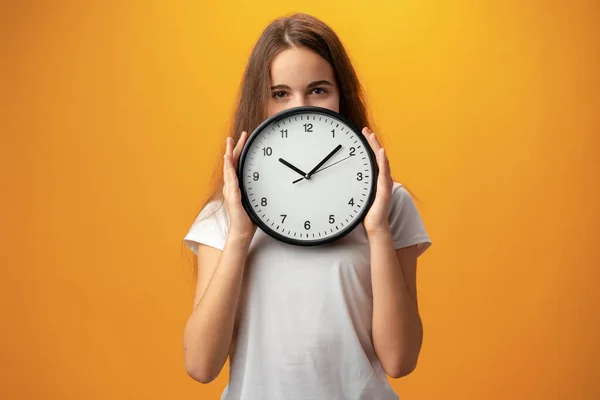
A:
223,132,257,240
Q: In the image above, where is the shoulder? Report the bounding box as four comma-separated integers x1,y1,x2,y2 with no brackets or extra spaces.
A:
389,182,416,209
391,181,407,197
387,181,432,254
197,199,228,221
184,198,230,254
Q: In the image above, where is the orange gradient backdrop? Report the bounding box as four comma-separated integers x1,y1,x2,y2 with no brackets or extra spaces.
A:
2,1,599,399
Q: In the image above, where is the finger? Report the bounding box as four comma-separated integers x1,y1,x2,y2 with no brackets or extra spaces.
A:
377,148,393,196
367,127,382,152
230,154,239,183
224,153,240,195
378,148,391,180
223,138,233,189
232,131,247,164
362,127,382,153
361,126,370,140
226,136,234,158
223,154,231,190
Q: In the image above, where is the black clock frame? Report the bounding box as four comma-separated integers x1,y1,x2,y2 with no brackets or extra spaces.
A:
237,106,379,246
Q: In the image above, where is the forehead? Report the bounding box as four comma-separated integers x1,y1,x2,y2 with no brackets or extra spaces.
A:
270,46,335,85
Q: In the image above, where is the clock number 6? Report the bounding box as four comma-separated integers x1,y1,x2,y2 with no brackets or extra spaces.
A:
304,221,311,230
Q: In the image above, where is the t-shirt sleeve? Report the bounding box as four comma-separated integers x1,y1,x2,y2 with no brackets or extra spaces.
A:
183,200,230,255
388,183,432,257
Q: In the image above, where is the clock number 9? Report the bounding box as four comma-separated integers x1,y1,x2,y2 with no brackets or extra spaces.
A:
357,172,363,181
253,172,259,181
304,220,311,230
261,197,267,206
262,147,273,156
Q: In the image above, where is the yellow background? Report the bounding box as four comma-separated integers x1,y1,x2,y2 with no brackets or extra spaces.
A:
2,0,599,399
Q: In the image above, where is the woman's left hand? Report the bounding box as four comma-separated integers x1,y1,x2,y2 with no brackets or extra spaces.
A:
361,127,393,236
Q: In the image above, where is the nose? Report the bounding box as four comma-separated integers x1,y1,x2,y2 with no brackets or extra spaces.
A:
289,95,307,108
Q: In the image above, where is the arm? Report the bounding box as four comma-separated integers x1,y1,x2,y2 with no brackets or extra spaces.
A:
183,234,252,383
359,127,425,378
183,132,256,383
369,230,423,378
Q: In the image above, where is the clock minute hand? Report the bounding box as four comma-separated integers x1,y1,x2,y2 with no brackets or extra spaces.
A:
278,158,308,178
306,144,342,179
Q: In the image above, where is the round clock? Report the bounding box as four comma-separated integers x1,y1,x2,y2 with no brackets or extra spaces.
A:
238,106,378,246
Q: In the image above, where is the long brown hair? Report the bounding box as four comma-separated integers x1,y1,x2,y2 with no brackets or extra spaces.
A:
209,13,374,206
182,13,419,274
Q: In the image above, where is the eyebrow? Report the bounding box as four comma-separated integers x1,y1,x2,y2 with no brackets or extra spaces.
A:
270,80,334,91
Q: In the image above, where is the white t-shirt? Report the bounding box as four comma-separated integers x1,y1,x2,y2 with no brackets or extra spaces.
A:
184,182,432,400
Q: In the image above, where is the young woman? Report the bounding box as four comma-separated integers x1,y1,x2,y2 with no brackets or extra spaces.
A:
182,13,432,400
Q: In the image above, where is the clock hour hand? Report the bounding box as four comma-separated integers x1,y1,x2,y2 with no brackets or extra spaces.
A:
278,158,308,178
305,144,342,179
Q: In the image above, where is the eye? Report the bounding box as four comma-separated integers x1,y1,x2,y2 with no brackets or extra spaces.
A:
310,88,327,95
272,91,288,99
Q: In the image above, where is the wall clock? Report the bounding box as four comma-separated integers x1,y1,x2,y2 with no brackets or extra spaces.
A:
238,106,378,246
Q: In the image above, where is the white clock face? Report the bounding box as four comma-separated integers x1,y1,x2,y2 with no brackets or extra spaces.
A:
239,107,377,246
